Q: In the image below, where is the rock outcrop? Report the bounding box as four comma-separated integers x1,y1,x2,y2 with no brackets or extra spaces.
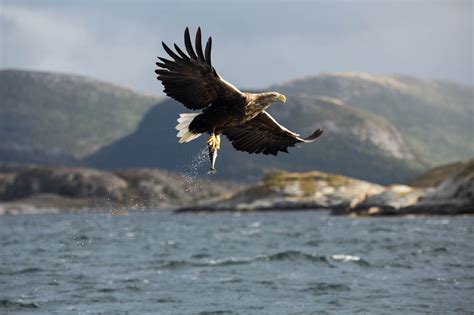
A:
409,161,466,188
339,159,474,216
177,170,384,212
177,161,474,216
2,160,472,216
2,166,128,201
399,159,474,215
337,185,429,216
0,164,237,215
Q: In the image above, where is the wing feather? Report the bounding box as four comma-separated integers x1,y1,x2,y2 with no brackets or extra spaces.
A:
223,111,323,155
161,42,181,61
205,37,212,65
174,44,190,61
156,27,242,110
195,27,205,61
184,27,198,60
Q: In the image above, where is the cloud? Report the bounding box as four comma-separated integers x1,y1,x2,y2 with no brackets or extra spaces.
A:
0,1,472,94
0,5,162,93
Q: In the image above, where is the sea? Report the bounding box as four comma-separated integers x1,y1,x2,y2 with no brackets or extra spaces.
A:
1,211,473,314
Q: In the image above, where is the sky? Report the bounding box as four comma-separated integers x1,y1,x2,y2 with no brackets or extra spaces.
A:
0,0,472,94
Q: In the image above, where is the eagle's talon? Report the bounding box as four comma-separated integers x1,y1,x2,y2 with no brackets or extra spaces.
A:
208,134,220,171
207,134,220,151
207,168,217,175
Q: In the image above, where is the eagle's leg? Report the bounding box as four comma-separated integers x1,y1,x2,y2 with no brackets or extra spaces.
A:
207,133,220,174
216,134,221,150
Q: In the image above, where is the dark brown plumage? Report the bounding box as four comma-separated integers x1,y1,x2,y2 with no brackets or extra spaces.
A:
155,27,323,171
223,112,323,156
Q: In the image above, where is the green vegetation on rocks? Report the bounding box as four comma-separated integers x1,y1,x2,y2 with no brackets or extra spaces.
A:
177,169,384,212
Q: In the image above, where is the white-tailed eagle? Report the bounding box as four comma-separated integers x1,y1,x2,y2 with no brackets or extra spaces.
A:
155,27,323,172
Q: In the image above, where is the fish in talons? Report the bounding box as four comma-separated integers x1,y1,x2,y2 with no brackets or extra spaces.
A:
207,133,220,174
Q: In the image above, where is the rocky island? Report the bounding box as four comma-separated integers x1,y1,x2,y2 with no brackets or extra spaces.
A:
0,164,237,215
1,161,472,216
177,170,384,212
177,160,474,216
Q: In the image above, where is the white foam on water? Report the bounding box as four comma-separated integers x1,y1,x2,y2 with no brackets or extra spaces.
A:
331,254,361,262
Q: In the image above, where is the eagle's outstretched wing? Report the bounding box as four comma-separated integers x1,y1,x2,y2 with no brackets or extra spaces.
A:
223,111,323,155
155,27,242,110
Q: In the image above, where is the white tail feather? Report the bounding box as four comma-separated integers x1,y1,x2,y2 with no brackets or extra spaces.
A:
175,113,202,143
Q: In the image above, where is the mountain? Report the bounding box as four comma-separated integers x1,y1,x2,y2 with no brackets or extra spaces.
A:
0,69,160,164
273,73,474,166
85,95,424,184
3,70,471,185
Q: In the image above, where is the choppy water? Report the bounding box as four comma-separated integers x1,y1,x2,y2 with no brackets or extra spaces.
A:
1,212,473,314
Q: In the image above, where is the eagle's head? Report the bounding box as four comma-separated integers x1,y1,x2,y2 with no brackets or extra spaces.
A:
257,92,286,105
270,92,286,103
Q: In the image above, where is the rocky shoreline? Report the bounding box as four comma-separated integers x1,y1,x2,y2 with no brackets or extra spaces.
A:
0,164,236,215
177,170,385,213
1,160,472,216
177,160,474,216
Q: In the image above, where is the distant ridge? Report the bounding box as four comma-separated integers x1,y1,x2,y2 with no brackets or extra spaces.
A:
85,95,424,184
273,72,474,166
2,70,472,184
0,69,160,164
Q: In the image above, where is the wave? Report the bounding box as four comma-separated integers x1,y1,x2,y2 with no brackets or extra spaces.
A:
158,258,251,269
0,267,43,275
330,254,369,266
0,299,39,310
158,250,339,269
303,282,351,294
198,310,237,315
259,250,330,263
330,254,361,262
159,260,199,269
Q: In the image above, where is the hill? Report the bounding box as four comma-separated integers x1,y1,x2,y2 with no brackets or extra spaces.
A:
273,73,474,166
0,69,160,164
3,70,471,185
85,95,424,184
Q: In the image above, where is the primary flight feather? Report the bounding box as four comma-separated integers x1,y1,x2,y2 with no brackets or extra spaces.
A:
155,27,323,172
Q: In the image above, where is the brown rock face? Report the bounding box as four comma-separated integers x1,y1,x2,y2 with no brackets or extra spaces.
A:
0,164,238,214
177,161,474,216
177,170,384,212
3,167,128,201
344,159,474,216
402,160,474,215
346,185,428,216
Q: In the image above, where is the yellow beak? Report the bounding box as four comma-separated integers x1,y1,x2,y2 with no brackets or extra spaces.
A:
277,94,286,103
